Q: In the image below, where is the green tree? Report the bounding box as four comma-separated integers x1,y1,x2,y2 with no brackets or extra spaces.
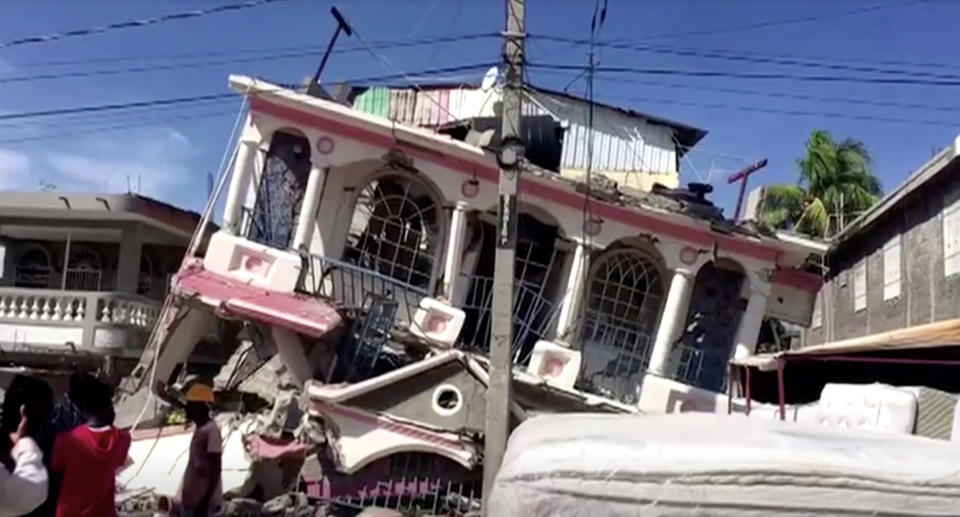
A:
760,130,882,238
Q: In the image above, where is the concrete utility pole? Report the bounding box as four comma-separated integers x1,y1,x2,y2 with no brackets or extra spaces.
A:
483,0,525,507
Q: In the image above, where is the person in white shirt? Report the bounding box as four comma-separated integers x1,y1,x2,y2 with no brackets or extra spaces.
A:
0,406,48,517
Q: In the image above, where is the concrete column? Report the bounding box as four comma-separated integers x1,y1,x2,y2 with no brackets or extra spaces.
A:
555,240,587,344
441,202,469,302
271,326,313,387
292,164,327,251
115,225,143,294
222,137,258,235
647,268,695,375
733,287,769,359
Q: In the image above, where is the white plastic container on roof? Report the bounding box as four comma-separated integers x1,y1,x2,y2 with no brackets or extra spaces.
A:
488,412,960,516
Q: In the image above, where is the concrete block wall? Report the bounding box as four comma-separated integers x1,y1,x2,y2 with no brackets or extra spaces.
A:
804,162,960,345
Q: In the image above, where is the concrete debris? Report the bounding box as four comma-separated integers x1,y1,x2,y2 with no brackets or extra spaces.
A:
260,492,314,517
220,498,263,517
258,389,304,439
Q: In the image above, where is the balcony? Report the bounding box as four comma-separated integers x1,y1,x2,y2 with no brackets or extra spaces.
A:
0,287,161,357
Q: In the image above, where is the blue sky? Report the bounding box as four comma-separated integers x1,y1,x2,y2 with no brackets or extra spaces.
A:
0,0,957,216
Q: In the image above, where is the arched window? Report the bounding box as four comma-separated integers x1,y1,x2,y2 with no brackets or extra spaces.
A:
578,248,665,404
247,130,312,249
343,172,442,290
65,248,102,291
14,246,51,288
137,254,153,296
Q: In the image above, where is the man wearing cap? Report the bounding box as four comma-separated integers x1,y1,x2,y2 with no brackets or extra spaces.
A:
179,380,222,517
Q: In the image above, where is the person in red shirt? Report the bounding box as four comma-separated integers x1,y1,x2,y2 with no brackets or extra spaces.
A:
51,379,130,517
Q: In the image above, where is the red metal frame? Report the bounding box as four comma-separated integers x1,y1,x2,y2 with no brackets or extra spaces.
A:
739,352,960,420
775,358,786,421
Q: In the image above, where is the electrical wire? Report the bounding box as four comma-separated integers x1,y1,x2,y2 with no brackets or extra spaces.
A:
0,34,500,85
0,109,237,145
530,34,960,82
0,62,497,124
531,67,960,114
0,0,298,50
627,0,935,42
529,62,960,87
345,13,470,123
598,92,959,128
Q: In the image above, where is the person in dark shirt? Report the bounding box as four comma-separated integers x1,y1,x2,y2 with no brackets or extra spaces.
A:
179,381,222,517
49,373,94,436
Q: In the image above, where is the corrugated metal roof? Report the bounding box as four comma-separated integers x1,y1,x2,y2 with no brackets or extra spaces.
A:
350,84,689,176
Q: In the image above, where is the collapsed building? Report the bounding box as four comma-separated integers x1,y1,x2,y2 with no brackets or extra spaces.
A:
115,74,826,514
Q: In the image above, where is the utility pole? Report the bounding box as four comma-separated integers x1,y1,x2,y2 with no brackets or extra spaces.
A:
483,0,524,508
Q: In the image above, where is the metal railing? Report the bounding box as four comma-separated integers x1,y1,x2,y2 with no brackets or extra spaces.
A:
296,251,430,327
671,344,706,385
458,274,560,365
0,287,160,350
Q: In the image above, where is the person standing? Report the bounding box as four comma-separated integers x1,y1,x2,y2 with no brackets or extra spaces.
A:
179,381,222,517
51,379,130,517
1,375,55,517
0,405,48,517
50,373,94,436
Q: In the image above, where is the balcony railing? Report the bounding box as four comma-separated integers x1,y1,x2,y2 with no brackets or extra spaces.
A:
0,287,160,353
296,251,430,327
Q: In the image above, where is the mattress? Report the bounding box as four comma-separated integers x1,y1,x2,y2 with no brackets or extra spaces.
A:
489,413,960,516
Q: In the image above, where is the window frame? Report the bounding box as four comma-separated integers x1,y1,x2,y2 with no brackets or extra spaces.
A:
853,261,867,312
882,235,902,301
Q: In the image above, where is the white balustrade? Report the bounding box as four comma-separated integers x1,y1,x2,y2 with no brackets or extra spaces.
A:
96,295,160,329
0,291,88,323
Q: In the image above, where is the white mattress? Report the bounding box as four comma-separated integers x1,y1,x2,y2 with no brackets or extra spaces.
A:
489,413,960,516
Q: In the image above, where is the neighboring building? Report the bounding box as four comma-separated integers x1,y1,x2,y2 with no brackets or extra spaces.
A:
804,134,960,346
0,192,207,379
350,83,707,192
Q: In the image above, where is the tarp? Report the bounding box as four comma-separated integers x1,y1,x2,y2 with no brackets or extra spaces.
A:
733,317,960,371
489,413,960,516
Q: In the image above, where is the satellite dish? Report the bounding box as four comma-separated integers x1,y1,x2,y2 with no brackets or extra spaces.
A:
481,66,499,91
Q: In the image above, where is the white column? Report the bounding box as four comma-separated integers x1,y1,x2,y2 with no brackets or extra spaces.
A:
733,288,769,359
441,202,469,302
555,240,587,344
647,268,695,376
292,164,327,251
222,137,258,235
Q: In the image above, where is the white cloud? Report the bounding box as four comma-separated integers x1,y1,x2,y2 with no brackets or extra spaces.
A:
40,127,206,209
0,148,33,189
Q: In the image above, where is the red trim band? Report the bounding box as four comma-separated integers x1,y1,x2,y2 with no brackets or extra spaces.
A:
250,98,780,263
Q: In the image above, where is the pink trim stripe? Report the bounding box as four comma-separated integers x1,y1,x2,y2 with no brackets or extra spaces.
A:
251,98,780,263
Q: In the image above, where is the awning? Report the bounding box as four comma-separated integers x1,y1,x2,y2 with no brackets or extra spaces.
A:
732,318,960,371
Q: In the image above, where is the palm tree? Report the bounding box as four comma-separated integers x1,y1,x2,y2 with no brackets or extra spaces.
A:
760,130,882,238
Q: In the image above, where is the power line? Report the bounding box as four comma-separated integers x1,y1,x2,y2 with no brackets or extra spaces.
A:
10,33,498,68
532,67,960,113
0,0,298,50
0,109,238,145
0,35,497,86
630,0,934,42
530,34,960,82
600,93,958,128
0,63,497,123
534,34,960,75
0,97,239,129
529,62,960,87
